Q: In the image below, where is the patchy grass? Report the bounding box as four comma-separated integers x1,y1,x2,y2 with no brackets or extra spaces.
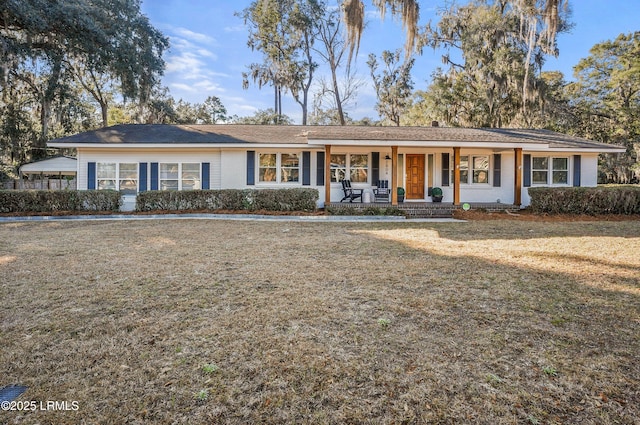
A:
1,219,639,424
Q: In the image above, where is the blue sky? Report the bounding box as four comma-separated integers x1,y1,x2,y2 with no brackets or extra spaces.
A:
140,0,639,124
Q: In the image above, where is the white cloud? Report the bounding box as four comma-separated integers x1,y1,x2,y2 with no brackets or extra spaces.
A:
171,27,217,45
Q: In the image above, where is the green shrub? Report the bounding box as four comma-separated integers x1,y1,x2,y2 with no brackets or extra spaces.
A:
325,205,406,216
136,188,319,212
528,186,640,215
0,190,121,213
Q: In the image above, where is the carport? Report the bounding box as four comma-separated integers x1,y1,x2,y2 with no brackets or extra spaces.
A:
18,156,77,189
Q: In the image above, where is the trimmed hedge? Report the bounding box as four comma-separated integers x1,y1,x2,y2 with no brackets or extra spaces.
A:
0,190,121,213
136,188,319,212
325,205,406,216
528,186,640,215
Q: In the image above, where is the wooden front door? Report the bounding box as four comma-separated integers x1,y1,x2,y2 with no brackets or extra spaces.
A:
406,154,425,199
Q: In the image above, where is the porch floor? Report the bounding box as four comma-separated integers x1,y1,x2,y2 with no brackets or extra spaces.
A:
326,201,520,218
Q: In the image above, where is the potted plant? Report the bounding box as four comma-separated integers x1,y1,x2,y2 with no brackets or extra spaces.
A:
397,187,405,202
431,187,443,202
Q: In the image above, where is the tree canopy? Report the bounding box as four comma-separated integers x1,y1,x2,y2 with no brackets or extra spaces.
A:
0,0,168,160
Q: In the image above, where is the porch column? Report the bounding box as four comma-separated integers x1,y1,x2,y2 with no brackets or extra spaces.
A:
391,145,398,205
453,147,461,205
324,144,332,206
514,147,523,206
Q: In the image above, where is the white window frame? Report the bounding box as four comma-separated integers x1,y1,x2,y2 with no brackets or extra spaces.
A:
257,152,301,184
531,156,570,186
159,163,201,191
97,162,138,193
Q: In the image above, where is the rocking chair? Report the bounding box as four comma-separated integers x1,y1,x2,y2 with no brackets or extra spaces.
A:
340,179,363,203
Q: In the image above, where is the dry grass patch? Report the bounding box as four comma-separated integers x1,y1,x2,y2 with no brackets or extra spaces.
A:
1,219,639,424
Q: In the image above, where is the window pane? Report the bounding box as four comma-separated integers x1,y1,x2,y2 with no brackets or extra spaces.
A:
280,153,299,182
98,179,116,190
552,171,568,184
533,157,548,170
259,168,277,182
472,156,489,184
120,179,137,194
160,163,179,179
552,158,568,170
119,163,137,179
460,156,469,170
97,163,116,179
161,180,179,191
350,154,368,183
182,163,200,190
473,170,488,183
330,154,346,182
330,169,346,183
330,154,346,167
259,154,277,182
460,170,469,184
532,171,548,185
473,156,488,170
259,154,276,167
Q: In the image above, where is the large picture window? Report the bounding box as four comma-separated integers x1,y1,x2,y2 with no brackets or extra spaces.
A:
532,156,569,185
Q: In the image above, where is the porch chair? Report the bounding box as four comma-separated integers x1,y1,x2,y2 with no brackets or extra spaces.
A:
373,180,390,202
340,179,363,203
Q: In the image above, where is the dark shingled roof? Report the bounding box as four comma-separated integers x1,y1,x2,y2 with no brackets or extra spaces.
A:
47,124,622,151
48,124,309,144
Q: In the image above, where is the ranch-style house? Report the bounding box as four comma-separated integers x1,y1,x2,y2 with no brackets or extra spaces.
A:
47,124,626,209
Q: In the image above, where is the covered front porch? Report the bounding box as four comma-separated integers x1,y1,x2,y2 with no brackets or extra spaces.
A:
318,144,527,207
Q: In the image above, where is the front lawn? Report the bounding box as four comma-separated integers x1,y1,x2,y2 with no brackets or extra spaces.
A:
1,219,638,424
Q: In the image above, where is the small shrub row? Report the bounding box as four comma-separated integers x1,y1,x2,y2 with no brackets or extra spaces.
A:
528,186,640,215
0,190,121,213
136,188,319,212
325,205,406,216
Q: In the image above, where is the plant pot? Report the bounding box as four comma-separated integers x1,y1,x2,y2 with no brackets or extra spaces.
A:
432,196,443,203
398,195,404,202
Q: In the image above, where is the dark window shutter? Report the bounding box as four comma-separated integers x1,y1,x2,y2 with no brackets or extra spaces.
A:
441,153,450,186
316,152,325,186
371,152,380,184
139,163,148,192
202,162,210,189
523,154,531,187
302,151,311,186
87,162,96,190
573,155,581,187
247,151,255,186
493,154,501,187
150,162,159,190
